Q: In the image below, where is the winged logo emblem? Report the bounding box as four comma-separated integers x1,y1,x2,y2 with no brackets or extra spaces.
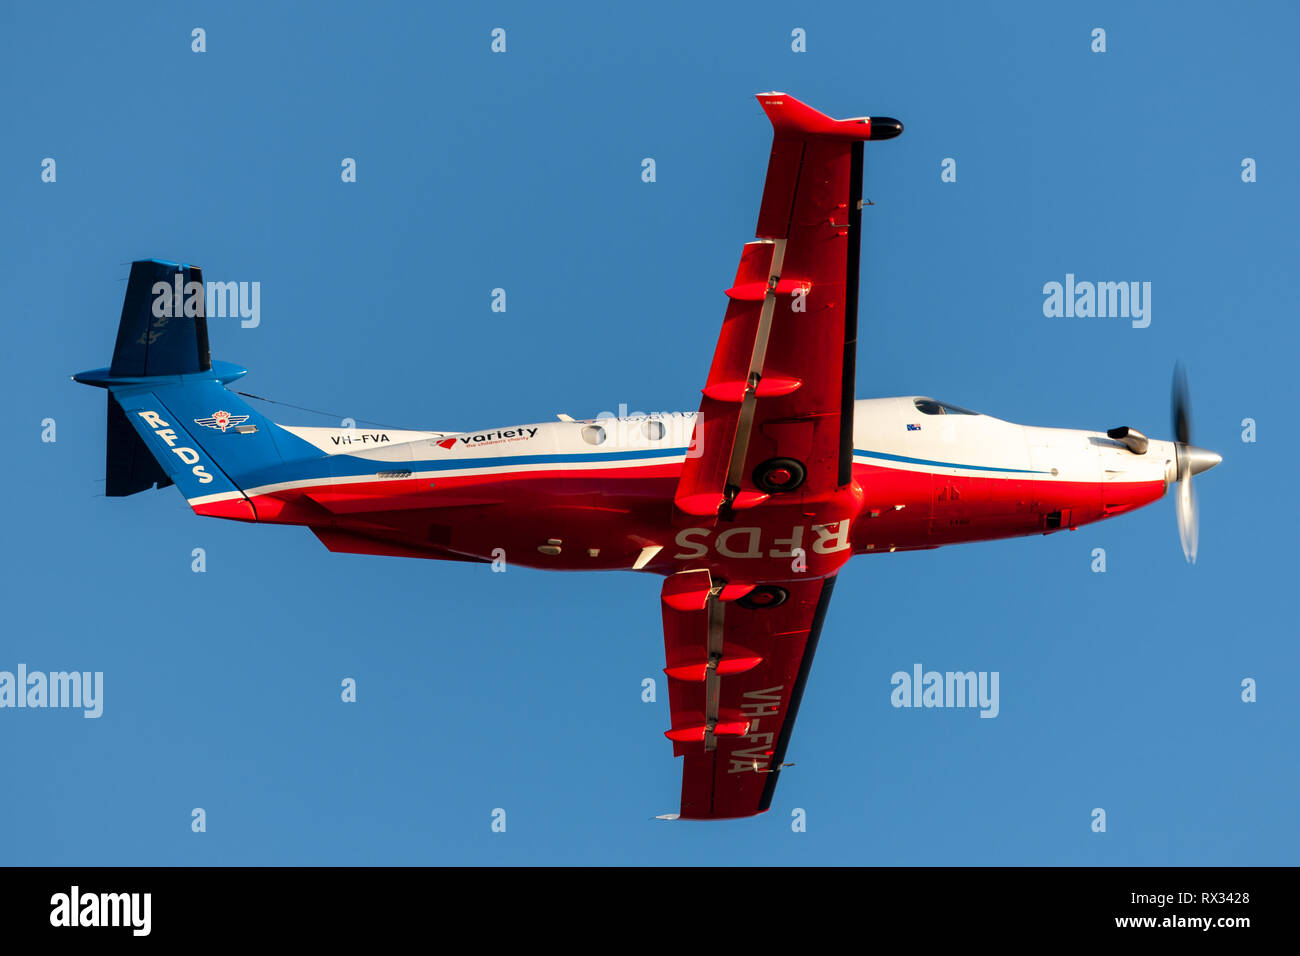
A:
194,410,250,432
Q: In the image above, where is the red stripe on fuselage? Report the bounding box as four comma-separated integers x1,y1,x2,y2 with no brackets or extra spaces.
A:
191,496,257,522
192,459,1165,569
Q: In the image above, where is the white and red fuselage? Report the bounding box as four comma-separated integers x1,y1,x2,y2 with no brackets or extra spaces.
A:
184,396,1174,579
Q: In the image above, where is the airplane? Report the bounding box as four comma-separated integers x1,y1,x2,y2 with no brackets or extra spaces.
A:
74,92,1221,820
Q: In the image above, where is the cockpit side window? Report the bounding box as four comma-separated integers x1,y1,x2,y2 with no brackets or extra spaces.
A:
913,398,980,416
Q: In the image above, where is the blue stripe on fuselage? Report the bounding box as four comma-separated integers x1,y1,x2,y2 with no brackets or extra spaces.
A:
235,443,693,490
234,441,1047,494
853,449,1048,475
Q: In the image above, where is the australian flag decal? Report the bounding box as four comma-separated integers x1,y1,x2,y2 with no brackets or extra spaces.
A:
906,423,922,431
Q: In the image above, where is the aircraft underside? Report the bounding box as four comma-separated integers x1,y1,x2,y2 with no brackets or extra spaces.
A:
189,442,1169,576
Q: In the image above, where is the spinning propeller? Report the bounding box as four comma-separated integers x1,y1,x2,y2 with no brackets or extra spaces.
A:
1169,363,1221,564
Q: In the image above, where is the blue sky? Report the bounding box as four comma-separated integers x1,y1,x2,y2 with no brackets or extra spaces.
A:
2,0,1295,864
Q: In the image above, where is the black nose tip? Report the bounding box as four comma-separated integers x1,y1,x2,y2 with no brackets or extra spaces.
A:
870,117,903,140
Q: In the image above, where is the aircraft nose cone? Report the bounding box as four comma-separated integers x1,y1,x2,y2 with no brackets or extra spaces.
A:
1186,446,1222,476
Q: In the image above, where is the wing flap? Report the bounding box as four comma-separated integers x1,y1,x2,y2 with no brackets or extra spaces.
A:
674,240,781,518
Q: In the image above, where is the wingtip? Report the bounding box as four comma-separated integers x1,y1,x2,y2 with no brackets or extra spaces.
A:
754,92,900,141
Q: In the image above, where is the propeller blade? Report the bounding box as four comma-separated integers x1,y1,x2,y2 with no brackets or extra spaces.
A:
1176,468,1198,564
1169,361,1216,563
1171,362,1192,447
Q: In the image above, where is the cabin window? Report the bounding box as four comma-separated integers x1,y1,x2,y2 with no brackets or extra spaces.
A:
914,398,979,416
642,420,666,441
581,425,606,445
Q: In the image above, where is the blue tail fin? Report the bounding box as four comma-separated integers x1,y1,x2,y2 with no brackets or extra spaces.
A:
109,259,211,377
75,260,319,514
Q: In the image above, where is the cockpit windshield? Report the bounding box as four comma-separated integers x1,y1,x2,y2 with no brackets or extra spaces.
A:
913,398,980,416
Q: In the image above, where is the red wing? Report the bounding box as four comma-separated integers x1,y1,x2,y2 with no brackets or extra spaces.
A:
657,94,897,818
661,573,837,819
675,93,896,519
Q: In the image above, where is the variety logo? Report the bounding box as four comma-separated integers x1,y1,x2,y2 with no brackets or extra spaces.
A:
194,410,250,432
436,427,538,450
